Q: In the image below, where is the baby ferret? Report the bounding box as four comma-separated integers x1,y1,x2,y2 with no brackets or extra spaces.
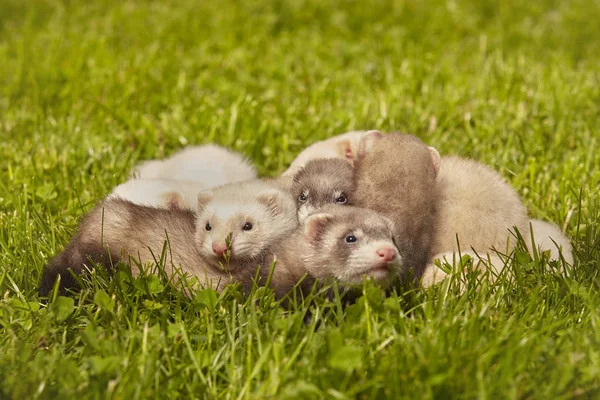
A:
248,205,403,299
282,131,368,176
40,180,298,297
194,179,299,271
420,155,530,285
291,158,355,222
353,132,441,282
39,198,223,297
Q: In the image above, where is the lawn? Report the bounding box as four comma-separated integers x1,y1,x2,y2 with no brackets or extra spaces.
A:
1,0,599,398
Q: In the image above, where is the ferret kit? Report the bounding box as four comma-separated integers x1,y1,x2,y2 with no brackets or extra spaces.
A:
40,133,573,299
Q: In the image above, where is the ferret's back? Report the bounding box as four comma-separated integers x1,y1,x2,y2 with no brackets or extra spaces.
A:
433,156,529,254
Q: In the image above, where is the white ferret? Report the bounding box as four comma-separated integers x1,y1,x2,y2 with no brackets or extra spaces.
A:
282,131,367,176
110,144,258,210
194,180,299,272
108,178,206,210
133,144,257,183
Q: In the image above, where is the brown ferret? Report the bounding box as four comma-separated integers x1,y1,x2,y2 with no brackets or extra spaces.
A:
353,132,441,281
291,158,355,222
40,180,299,297
246,205,403,299
39,198,226,297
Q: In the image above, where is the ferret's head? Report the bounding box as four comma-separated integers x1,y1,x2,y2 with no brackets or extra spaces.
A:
356,130,441,175
195,183,298,270
292,159,355,222
301,205,402,286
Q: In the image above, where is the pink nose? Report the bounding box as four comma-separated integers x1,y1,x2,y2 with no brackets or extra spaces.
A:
376,247,396,262
212,243,228,257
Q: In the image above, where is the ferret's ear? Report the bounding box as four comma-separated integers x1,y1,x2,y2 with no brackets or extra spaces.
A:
336,139,353,161
197,191,214,213
358,130,383,156
258,190,285,215
160,191,185,209
304,213,333,244
428,146,441,176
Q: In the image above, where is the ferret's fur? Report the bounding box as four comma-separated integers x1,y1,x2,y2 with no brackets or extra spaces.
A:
133,144,257,184
286,130,573,286
108,178,206,210
282,131,367,176
526,219,573,264
291,159,355,222
421,219,574,286
39,198,227,297
432,156,529,256
40,180,299,297
110,144,257,210
194,180,299,272
353,133,440,281
249,205,402,299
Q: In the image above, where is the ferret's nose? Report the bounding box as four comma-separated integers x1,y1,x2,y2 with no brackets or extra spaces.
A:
376,247,396,262
212,243,228,257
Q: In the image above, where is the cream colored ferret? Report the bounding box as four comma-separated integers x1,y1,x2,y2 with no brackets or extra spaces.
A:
108,178,206,210
282,131,367,176
110,144,258,209
133,144,257,183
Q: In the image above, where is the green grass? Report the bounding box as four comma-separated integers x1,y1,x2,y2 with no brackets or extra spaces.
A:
1,0,600,398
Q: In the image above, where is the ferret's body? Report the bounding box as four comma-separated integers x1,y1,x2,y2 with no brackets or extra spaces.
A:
291,159,355,222
424,156,530,283
283,131,367,176
421,159,574,286
354,133,439,281
40,179,299,297
112,145,258,209
133,144,257,184
194,179,299,272
39,198,228,297
108,178,206,210
432,156,529,255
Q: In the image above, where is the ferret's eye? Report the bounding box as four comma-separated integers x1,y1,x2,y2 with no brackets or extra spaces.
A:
242,222,253,231
345,234,357,243
298,193,307,203
205,223,212,231
336,195,347,204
